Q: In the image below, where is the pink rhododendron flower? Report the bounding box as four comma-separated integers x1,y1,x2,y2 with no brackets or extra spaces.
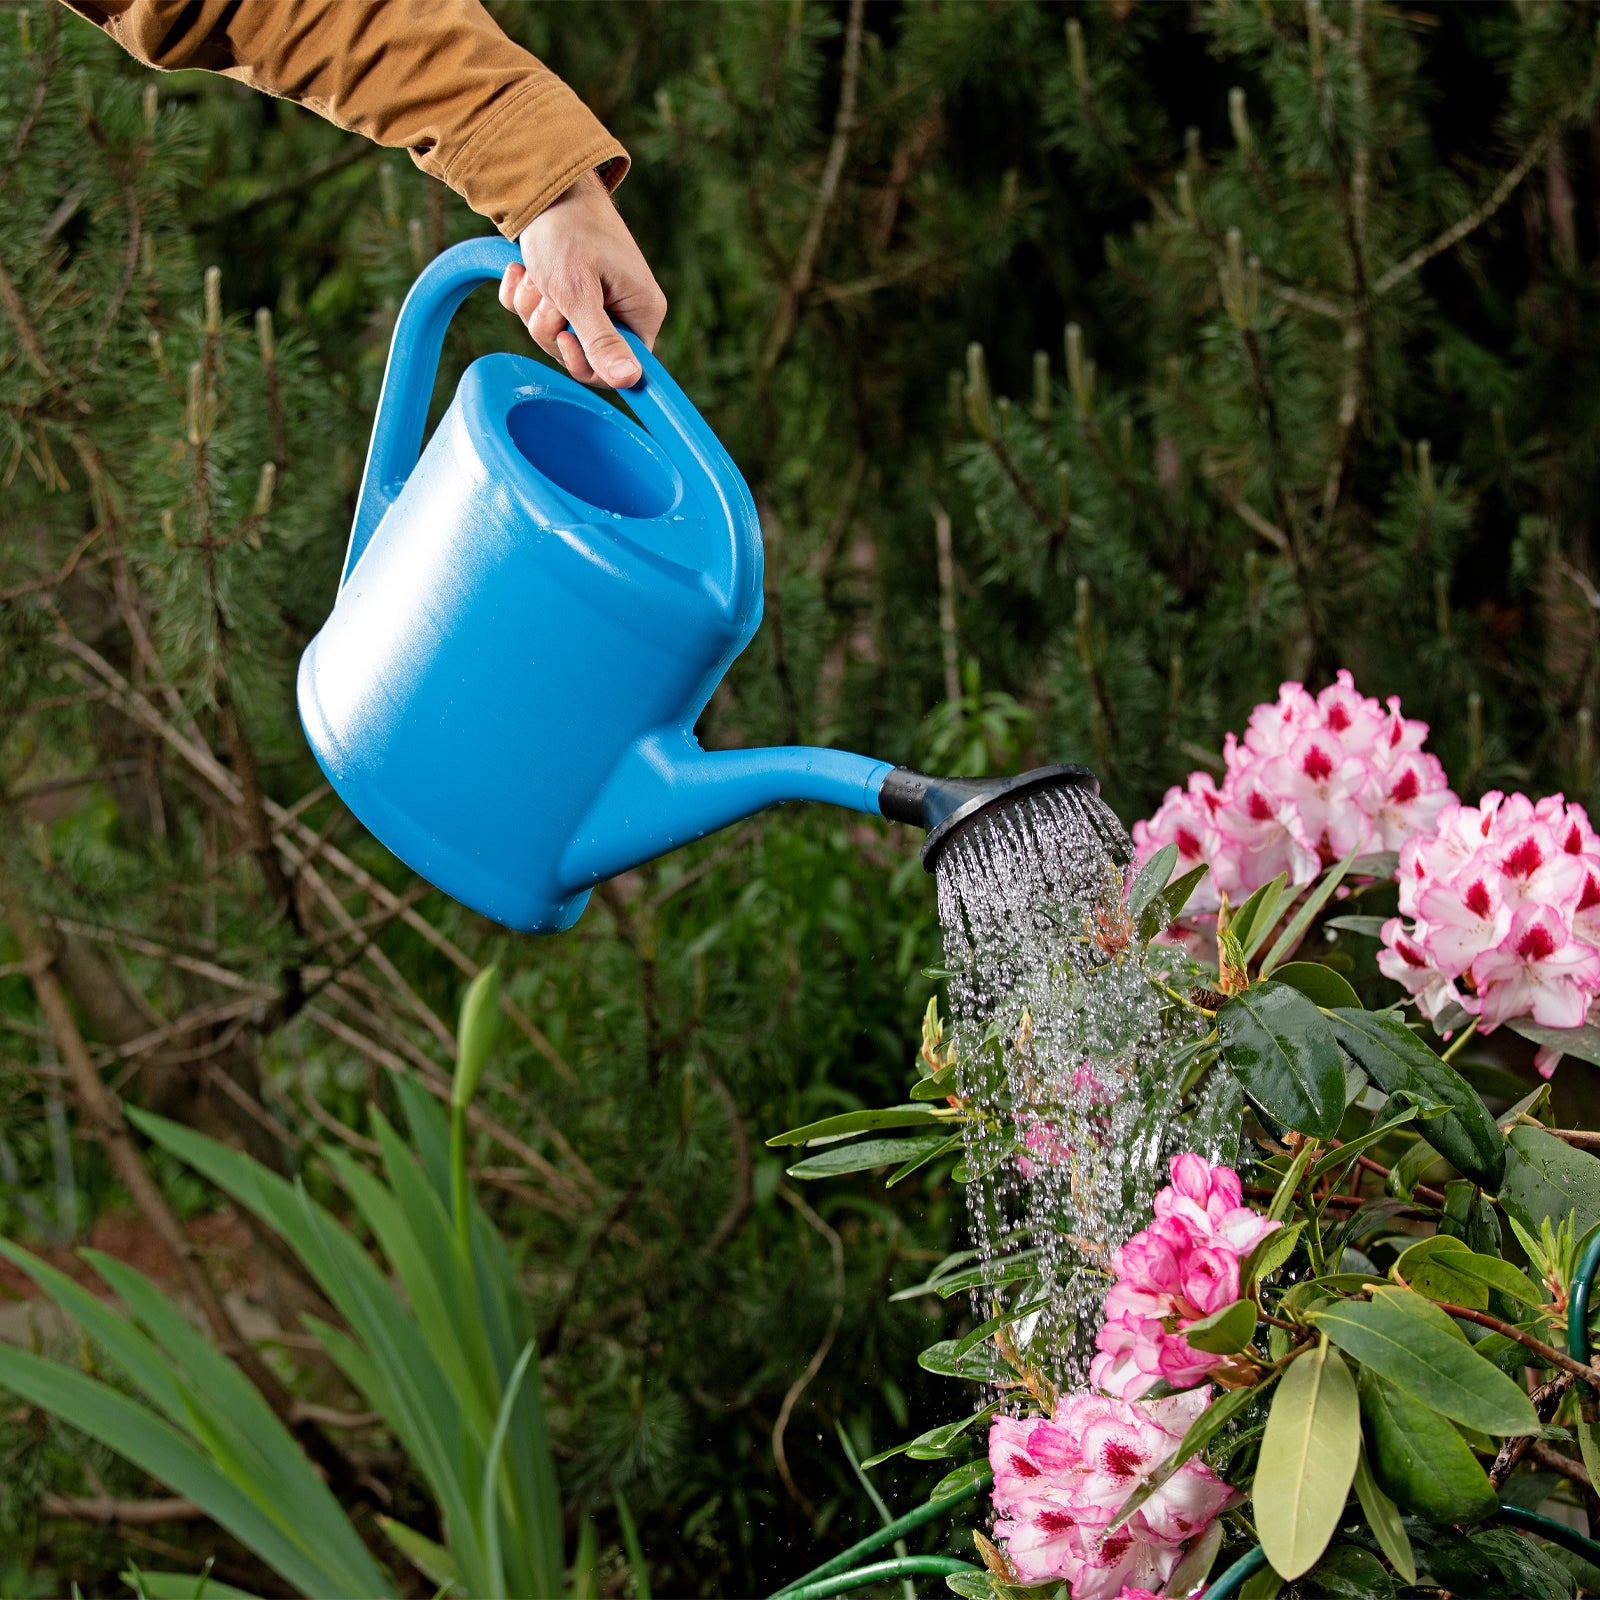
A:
1132,672,1454,947
1380,792,1600,1069
990,1387,1235,1598
1091,1155,1277,1400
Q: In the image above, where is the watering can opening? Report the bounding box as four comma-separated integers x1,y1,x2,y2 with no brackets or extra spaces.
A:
505,396,679,521
879,764,1102,871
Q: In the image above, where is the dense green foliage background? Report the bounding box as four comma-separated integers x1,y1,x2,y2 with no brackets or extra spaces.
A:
2,0,1600,1592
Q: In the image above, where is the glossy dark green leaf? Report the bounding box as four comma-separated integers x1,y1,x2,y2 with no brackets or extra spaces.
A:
1268,961,1361,1010
910,1066,959,1101
766,1107,950,1145
1313,1288,1538,1436
1327,1009,1505,1189
1324,915,1389,939
1472,1527,1577,1600
927,1458,991,1502
1357,1367,1498,1523
1218,982,1346,1138
886,1130,965,1186
1182,1298,1257,1355
785,1132,951,1179
1302,1543,1394,1598
1500,1126,1600,1242
917,1339,1011,1383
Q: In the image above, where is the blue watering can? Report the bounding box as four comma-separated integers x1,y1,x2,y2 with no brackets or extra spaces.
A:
298,237,1094,932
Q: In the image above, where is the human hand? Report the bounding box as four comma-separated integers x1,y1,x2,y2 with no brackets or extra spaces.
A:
499,170,667,390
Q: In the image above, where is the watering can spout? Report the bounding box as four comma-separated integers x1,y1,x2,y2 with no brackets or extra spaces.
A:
559,735,895,889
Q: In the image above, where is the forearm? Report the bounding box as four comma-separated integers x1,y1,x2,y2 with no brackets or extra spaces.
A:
58,0,628,235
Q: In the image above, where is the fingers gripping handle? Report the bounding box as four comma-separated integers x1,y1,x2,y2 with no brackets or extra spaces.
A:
344,235,521,590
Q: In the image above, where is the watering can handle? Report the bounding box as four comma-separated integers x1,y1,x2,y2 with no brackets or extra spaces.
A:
344,237,748,603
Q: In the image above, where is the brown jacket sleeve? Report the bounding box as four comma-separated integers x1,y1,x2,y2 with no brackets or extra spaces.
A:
60,0,629,238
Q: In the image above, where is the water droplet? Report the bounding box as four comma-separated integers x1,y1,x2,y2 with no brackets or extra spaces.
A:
934,785,1238,1392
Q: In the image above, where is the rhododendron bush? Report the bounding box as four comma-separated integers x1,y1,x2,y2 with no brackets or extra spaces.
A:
769,673,1600,1600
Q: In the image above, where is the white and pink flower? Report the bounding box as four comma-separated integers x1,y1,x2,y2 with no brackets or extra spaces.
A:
990,1386,1236,1598
1379,791,1600,1069
1132,672,1454,945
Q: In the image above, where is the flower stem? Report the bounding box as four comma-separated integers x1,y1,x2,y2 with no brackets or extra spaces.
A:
1440,1020,1480,1062
450,1101,472,1266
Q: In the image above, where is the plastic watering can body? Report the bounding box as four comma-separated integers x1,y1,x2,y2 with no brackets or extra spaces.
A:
297,237,893,932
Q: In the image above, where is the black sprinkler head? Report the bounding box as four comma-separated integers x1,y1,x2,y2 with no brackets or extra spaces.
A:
878,764,1101,872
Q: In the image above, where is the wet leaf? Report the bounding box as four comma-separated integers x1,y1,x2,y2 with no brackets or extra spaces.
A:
1501,1126,1600,1243
1218,982,1346,1138
1327,1008,1505,1189
766,1107,950,1145
1505,1018,1600,1069
1353,1446,1417,1586
785,1132,952,1179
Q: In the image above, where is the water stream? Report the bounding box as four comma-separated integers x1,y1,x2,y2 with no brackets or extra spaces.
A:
934,784,1239,1389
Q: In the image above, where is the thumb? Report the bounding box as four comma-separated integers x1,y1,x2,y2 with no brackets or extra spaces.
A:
564,283,642,389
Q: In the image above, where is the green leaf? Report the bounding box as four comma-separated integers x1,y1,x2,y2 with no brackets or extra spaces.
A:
929,1254,1040,1299
481,1340,536,1600
453,965,500,1111
379,1518,459,1587
1267,1143,1319,1222
918,1340,1012,1383
1162,1522,1224,1598
911,1066,959,1101
1307,1105,1422,1183
1472,1527,1578,1600
1324,915,1389,938
1392,1236,1490,1311
1128,842,1179,921
1501,1125,1600,1242
1357,1366,1498,1523
1267,961,1361,1010
1218,981,1346,1138
1505,1018,1600,1068
1239,1569,1284,1600
1182,1298,1258,1355
614,1490,652,1600
954,1295,1052,1360
785,1132,953,1179
1141,863,1209,940
1397,1236,1541,1308
862,1402,1000,1468
1312,1287,1539,1436
1578,1402,1600,1501
1253,1341,1361,1581
887,1129,966,1186
928,1458,991,1502
1303,1543,1394,1598
1259,849,1360,977
1241,1221,1303,1291
0,1346,385,1597
1170,1371,1277,1472
767,1106,951,1144
1326,1008,1505,1189
1353,1446,1417,1586
1230,872,1289,961
123,1576,265,1600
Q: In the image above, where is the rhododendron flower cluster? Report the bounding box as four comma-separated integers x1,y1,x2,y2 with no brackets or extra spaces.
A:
1092,1155,1278,1401
1380,792,1600,1067
989,1386,1235,1599
1133,672,1455,912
